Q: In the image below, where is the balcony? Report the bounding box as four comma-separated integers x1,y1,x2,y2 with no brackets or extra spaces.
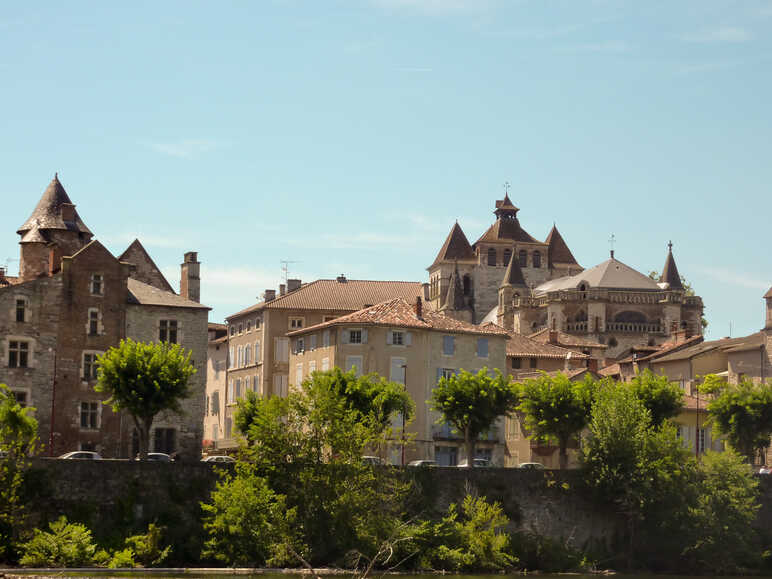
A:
565,321,588,332
605,322,663,334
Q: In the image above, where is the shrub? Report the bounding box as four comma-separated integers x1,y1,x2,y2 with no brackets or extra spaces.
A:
124,523,171,567
19,516,98,567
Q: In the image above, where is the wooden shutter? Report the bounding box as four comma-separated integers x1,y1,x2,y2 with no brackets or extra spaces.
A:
405,332,412,346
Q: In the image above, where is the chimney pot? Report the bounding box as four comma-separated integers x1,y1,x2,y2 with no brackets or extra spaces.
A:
422,282,430,301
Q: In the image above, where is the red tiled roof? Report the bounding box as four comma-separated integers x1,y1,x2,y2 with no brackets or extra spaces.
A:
507,333,588,359
289,298,509,337
654,332,763,363
598,363,621,377
228,279,426,319
617,335,704,364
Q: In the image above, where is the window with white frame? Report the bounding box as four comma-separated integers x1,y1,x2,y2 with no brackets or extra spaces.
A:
90,273,103,295
82,352,99,381
322,357,330,371
442,335,455,355
289,317,305,330
476,338,489,358
349,329,363,344
388,330,404,346
159,319,178,343
345,355,363,376
80,402,99,430
8,340,30,368
294,337,305,354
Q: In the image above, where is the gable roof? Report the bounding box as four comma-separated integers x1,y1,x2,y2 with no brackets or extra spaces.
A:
430,223,476,267
545,225,580,267
529,328,608,349
653,332,764,363
507,332,588,360
659,243,684,290
17,175,92,236
228,279,426,319
534,257,661,294
289,298,509,337
127,278,209,310
118,239,176,294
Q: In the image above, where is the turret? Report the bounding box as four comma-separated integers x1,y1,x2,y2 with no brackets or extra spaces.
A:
497,245,529,330
658,241,684,291
765,287,772,331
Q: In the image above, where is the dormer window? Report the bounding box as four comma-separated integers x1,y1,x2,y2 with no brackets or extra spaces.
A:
90,274,103,295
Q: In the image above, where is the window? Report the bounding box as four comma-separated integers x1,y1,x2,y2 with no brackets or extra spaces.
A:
90,274,103,295
390,357,406,385
442,335,455,356
533,251,541,268
12,390,28,408
88,309,99,336
275,337,289,362
462,274,471,296
435,446,458,467
519,250,528,267
83,353,99,380
511,357,521,369
349,329,362,344
310,334,317,350
322,330,330,347
235,378,241,399
80,402,99,430
388,330,404,345
294,338,305,354
244,344,251,365
154,428,176,454
230,325,236,337
309,360,316,374
476,338,489,358
697,427,707,454
529,357,538,368
228,380,235,404
224,418,232,438
159,320,178,343
237,345,243,367
345,355,363,376
15,298,27,323
321,357,330,371
238,323,243,334
295,363,303,386
255,317,261,329
503,248,512,266
246,320,252,332
228,346,235,369
8,341,29,368
254,341,260,363
274,374,289,397
487,247,496,266
289,317,305,330
440,368,455,381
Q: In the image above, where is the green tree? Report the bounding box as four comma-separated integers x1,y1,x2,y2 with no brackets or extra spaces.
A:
430,368,517,466
516,373,596,469
19,516,99,567
0,384,38,562
701,375,772,463
628,369,684,428
96,339,196,459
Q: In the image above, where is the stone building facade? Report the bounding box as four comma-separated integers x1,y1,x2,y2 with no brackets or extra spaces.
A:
0,176,208,460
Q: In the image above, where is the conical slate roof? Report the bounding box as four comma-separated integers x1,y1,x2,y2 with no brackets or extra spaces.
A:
17,175,92,236
659,242,683,290
545,225,579,266
501,246,527,287
431,222,476,267
765,287,772,299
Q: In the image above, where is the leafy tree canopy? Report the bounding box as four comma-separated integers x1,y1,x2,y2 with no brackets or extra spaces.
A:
628,369,684,428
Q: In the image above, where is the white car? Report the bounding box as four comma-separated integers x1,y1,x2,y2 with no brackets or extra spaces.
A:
58,451,102,460
457,458,491,468
202,455,235,464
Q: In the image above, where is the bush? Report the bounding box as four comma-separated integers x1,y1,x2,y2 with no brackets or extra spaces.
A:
19,516,98,567
124,523,171,567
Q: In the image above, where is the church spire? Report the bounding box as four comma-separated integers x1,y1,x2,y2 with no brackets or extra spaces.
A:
659,241,684,290
501,246,527,288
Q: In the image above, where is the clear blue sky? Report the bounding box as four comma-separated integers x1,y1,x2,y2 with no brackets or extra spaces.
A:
1,1,770,339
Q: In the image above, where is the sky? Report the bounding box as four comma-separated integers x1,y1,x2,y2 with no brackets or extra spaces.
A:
1,0,770,339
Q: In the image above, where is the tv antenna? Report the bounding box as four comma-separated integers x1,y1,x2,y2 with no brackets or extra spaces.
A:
280,260,300,283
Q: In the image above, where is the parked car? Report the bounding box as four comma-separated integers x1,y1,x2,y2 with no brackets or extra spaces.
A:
58,451,102,460
136,452,172,462
201,455,235,464
518,462,545,470
362,455,385,466
407,459,438,468
759,466,770,475
457,458,491,468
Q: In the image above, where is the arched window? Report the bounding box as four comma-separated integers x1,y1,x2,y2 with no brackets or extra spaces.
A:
487,248,496,266
503,249,512,266
533,250,541,268
462,274,471,296
518,250,527,267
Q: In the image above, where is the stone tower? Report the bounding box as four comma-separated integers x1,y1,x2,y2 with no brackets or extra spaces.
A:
16,174,93,282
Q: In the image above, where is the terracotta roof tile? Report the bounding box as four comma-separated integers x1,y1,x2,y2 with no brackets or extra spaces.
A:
289,298,509,337
507,332,588,359
127,278,209,310
0,275,20,287
654,332,763,363
228,279,427,319
598,363,621,377
529,328,608,349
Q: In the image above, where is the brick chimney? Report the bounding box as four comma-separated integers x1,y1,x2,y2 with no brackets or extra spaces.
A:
415,296,423,318
0,267,5,283
180,251,200,303
422,282,430,301
279,283,286,296
287,278,301,292
264,289,276,302
548,330,559,345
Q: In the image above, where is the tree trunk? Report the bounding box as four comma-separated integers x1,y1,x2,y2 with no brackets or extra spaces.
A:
135,416,153,460
465,426,475,468
559,440,568,470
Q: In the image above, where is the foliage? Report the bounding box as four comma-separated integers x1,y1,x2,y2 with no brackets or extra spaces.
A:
628,369,684,427
19,516,99,567
430,368,517,466
106,547,137,568
648,270,707,329
201,466,296,566
516,373,596,469
680,450,760,573
0,383,38,562
211,368,413,566
96,339,196,458
702,375,772,462
124,523,171,567
509,531,592,572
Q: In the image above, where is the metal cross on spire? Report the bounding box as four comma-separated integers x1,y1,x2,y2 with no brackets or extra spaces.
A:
668,240,673,252
609,233,616,259
503,181,510,196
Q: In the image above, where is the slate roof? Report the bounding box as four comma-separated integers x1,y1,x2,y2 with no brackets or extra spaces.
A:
529,328,608,349
507,332,588,359
653,332,764,363
545,225,580,267
228,279,427,319
765,287,772,299
119,239,176,294
475,216,540,245
501,247,527,287
431,222,476,266
534,257,661,294
289,298,509,337
659,244,684,290
127,278,209,309
17,175,92,236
